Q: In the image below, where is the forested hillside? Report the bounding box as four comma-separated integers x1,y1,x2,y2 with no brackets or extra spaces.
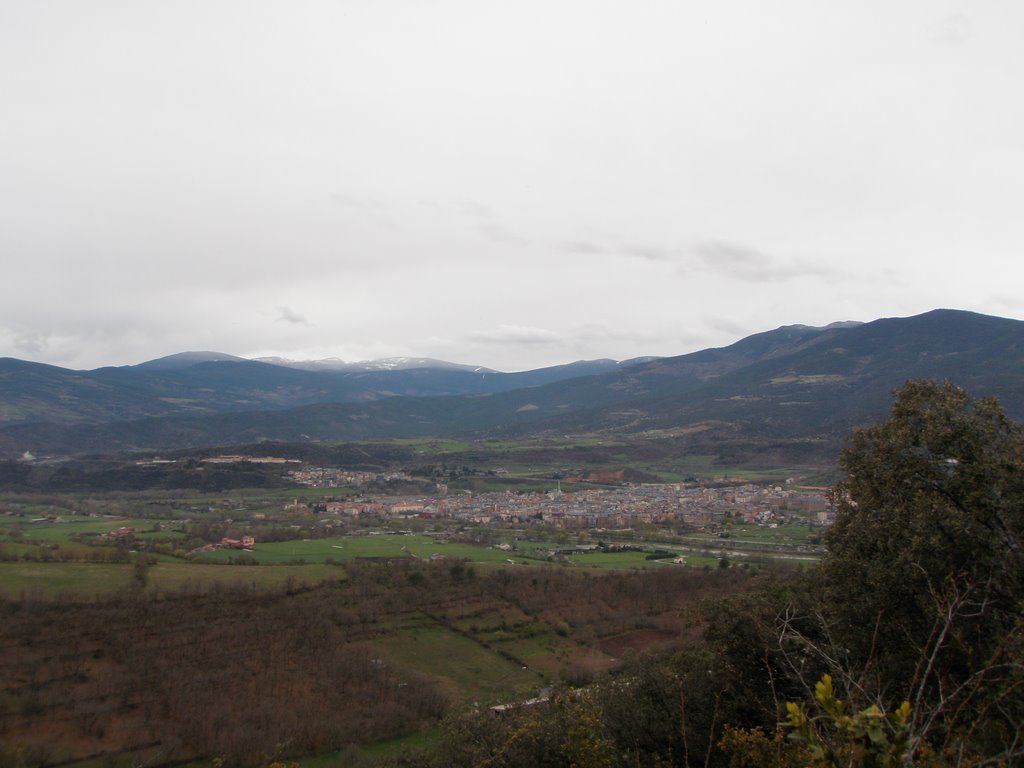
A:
3,309,1022,459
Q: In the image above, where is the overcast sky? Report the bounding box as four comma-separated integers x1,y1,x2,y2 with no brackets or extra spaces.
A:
2,1,1022,371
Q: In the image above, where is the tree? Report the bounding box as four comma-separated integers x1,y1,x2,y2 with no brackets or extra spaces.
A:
819,380,1024,761
133,551,152,589
436,687,614,768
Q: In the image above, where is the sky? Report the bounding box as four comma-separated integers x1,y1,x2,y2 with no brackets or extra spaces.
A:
2,1,1023,372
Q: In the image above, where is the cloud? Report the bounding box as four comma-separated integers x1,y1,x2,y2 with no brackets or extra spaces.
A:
560,238,677,261
460,201,494,219
927,14,973,46
692,241,769,268
688,240,840,282
276,306,311,326
11,327,50,355
619,244,677,262
458,201,531,247
987,294,1024,314
560,240,611,255
567,322,664,345
701,315,752,338
562,235,838,282
466,324,560,346
329,194,398,230
476,221,532,247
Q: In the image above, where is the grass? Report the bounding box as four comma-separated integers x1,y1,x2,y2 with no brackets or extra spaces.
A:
0,534,743,599
0,560,345,597
493,629,574,663
5,517,166,542
394,437,475,452
563,550,673,569
0,562,132,597
683,522,823,548
287,729,442,767
726,523,820,542
0,540,97,558
195,534,532,566
377,615,544,703
358,729,443,760
348,434,831,490
133,529,188,540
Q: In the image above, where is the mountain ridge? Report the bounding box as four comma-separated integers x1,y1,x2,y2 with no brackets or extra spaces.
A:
1,309,1020,457
0,352,667,429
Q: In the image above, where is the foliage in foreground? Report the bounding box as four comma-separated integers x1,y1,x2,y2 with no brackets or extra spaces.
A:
722,674,915,768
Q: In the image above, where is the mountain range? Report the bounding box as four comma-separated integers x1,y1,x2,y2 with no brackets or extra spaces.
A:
0,353,651,427
1,309,1021,458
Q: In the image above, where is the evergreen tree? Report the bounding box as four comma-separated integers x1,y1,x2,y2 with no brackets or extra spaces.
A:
821,380,1024,760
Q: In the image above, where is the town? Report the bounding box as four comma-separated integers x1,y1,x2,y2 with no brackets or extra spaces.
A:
286,464,832,532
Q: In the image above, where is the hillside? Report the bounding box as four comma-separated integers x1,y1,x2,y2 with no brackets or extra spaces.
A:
0,356,643,429
1,309,1021,457
511,309,1024,437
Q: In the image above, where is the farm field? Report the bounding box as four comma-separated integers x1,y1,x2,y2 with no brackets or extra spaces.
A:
672,523,824,550
3,475,797,768
197,535,760,571
195,534,533,565
0,562,131,596
723,522,821,542
7,516,167,541
562,550,673,569
0,560,345,596
377,614,544,702
0,520,813,599
272,731,442,768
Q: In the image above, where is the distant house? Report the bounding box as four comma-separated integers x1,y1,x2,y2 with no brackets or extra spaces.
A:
390,502,425,516
220,536,255,550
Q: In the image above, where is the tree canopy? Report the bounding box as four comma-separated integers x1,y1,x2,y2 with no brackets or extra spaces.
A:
820,380,1024,761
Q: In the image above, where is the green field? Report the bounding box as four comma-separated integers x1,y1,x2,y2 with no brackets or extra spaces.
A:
0,562,133,596
195,534,534,566
0,560,344,597
285,730,442,768
0,507,818,604
378,614,544,703
563,550,674,569
0,529,799,599
5,516,166,541
296,537,721,572
725,523,820,542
